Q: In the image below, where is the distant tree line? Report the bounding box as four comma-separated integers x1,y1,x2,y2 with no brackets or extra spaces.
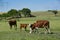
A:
0,8,35,20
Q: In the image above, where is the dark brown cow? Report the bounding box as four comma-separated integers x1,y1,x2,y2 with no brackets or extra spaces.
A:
8,19,17,30
29,20,51,34
20,24,29,31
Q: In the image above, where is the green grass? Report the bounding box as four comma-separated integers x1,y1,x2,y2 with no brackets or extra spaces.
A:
0,12,60,40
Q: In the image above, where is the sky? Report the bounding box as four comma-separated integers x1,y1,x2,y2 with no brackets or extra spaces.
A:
0,0,60,12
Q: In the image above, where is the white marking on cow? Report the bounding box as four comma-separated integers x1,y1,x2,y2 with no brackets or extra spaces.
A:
28,24,31,27
29,28,32,33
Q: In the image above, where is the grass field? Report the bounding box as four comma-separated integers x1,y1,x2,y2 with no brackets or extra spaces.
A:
0,11,60,40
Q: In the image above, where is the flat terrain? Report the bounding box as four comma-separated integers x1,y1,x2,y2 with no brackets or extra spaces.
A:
0,11,60,40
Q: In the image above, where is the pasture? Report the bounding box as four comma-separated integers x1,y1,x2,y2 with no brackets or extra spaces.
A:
0,11,60,40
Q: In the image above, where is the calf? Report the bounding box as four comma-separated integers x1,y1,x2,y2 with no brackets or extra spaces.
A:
20,24,30,31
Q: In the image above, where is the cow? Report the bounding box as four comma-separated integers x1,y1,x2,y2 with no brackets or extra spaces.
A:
20,24,30,31
8,19,17,30
29,20,51,34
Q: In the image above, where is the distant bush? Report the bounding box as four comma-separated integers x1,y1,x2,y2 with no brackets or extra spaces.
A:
48,10,58,16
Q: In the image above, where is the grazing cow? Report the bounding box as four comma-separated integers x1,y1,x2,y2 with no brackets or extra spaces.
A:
20,24,30,31
8,19,17,30
29,20,51,34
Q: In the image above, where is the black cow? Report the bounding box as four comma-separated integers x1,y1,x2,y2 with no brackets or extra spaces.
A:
8,19,17,30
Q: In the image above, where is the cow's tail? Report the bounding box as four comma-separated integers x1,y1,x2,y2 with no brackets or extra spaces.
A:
48,22,50,29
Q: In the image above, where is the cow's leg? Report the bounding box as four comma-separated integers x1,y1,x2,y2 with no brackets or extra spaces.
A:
45,27,48,34
25,27,27,31
14,24,17,30
44,25,49,34
10,25,12,30
45,27,51,34
29,28,32,33
47,28,51,34
47,22,51,34
20,26,22,31
35,27,39,33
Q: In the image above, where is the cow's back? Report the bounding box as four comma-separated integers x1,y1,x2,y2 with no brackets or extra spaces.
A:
8,19,17,25
20,24,28,28
36,20,49,27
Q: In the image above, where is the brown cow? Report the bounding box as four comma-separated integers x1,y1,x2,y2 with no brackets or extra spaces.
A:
20,24,30,31
29,20,51,34
8,19,17,30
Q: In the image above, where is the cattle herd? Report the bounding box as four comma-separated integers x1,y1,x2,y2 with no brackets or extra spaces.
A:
8,19,52,34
